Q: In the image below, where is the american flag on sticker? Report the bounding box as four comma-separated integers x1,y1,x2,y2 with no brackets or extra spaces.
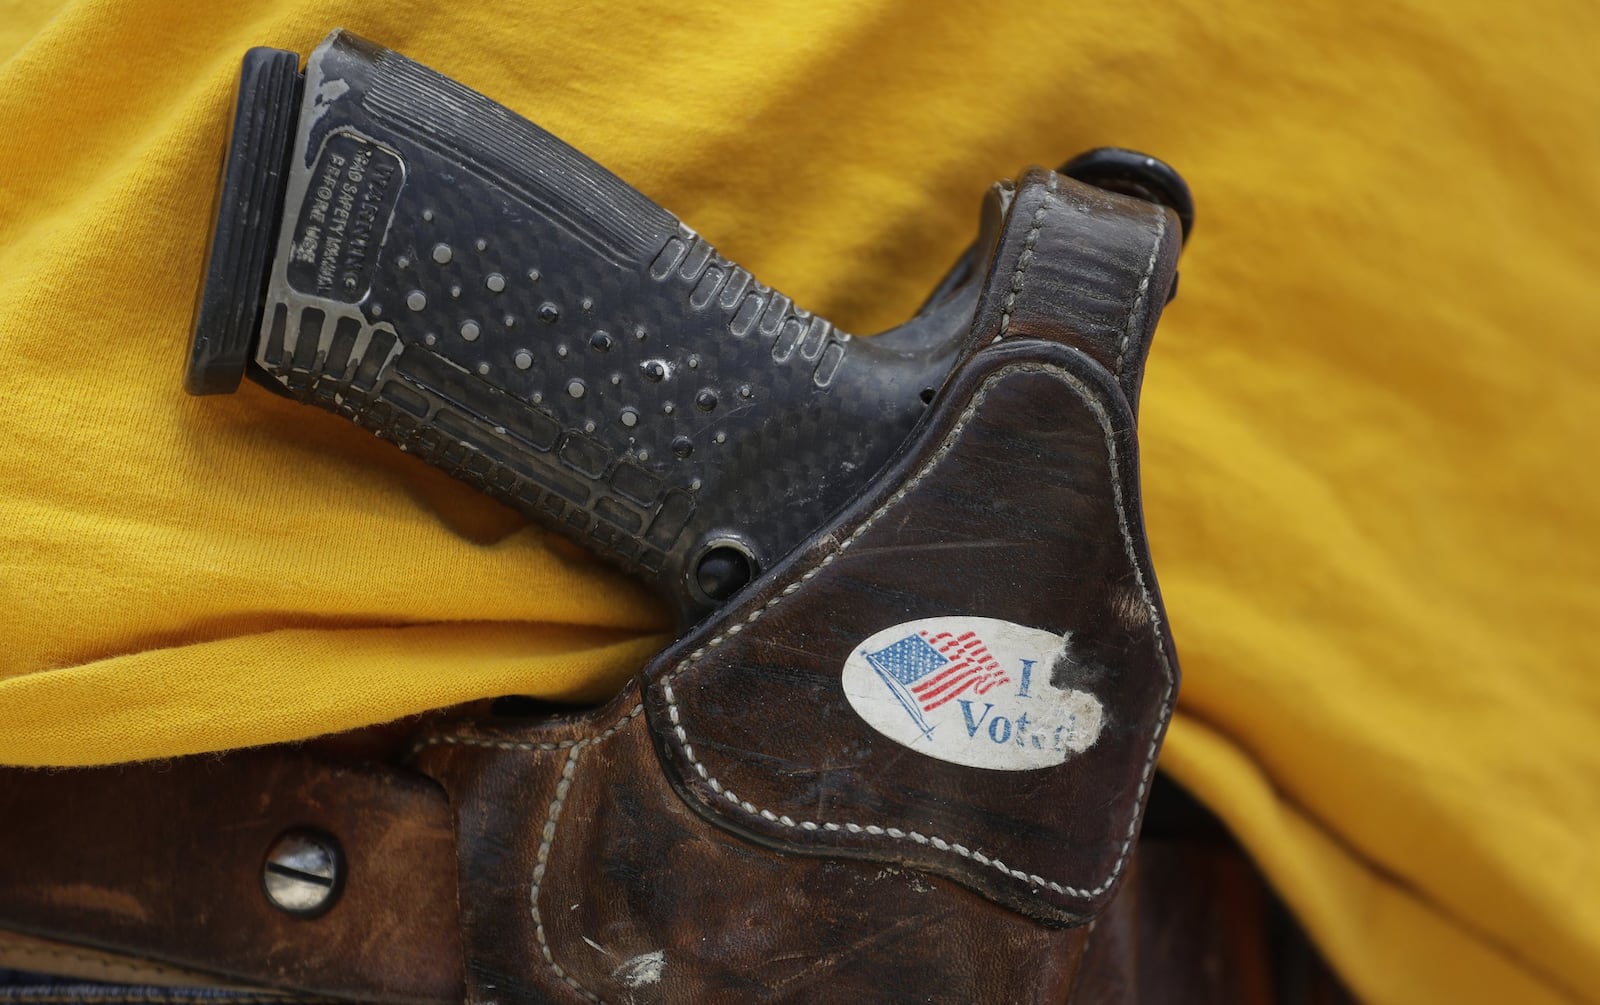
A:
863,629,1012,736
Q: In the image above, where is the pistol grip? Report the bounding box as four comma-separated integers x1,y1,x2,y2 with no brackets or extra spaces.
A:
188,31,1183,628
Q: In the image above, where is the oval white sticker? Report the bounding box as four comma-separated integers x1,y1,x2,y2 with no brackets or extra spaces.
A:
841,617,1103,771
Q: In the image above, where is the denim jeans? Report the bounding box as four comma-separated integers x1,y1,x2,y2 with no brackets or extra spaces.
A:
0,969,304,1003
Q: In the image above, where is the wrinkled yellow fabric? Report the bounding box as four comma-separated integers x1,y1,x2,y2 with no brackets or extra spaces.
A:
1,1,1596,1002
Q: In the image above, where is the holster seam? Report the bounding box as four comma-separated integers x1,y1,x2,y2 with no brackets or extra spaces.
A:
1117,206,1169,377
999,173,1058,336
532,745,599,1004
406,704,644,759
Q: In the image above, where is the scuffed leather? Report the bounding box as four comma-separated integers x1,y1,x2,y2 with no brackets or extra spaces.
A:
976,168,1183,413
630,172,1181,926
414,690,1088,1004
642,338,1179,925
0,749,463,1003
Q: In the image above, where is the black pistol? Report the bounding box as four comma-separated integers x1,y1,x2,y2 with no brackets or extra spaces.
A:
188,29,1191,626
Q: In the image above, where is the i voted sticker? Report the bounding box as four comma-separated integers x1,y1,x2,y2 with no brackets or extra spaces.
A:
841,617,1104,771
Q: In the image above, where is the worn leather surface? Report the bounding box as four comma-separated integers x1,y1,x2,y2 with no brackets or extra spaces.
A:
977,168,1182,413
645,338,1178,925
413,690,1088,1004
0,749,463,1003
0,751,1359,1005
638,172,1181,926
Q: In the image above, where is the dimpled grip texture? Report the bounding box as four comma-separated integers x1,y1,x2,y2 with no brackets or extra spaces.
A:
244,31,974,625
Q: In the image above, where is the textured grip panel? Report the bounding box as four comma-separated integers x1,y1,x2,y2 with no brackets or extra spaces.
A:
250,32,966,624
366,52,676,266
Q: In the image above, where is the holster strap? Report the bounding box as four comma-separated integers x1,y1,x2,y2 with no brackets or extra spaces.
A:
0,749,462,1003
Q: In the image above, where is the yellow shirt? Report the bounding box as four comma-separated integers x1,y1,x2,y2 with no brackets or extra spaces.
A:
1,2,1595,1002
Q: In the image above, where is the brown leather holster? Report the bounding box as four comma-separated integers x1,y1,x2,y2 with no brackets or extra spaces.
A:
0,172,1238,1003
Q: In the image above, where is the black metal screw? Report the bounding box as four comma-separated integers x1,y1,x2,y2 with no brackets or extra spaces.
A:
694,543,755,602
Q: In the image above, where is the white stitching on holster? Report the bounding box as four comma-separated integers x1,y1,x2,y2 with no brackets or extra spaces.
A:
529,744,596,1002
659,361,1176,901
419,706,645,1002
1116,207,1169,376
998,173,1058,337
